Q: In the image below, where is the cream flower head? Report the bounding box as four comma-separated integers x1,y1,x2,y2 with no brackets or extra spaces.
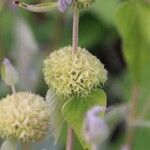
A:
0,92,50,142
43,46,107,98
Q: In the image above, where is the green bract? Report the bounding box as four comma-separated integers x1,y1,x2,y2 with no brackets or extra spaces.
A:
0,92,50,142
43,46,107,98
74,0,95,9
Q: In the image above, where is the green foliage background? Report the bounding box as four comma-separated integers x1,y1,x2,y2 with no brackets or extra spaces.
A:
0,0,150,149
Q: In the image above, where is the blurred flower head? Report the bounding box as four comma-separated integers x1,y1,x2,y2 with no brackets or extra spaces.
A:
83,106,109,144
0,92,50,142
43,46,107,98
1,58,18,86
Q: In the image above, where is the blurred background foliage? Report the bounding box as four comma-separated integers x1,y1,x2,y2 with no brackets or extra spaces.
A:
0,0,150,149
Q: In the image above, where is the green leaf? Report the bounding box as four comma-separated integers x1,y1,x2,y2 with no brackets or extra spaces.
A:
134,128,150,150
13,1,57,12
115,2,150,150
46,89,65,143
0,0,4,11
115,2,150,83
62,89,107,149
0,140,16,150
115,1,150,111
93,0,121,25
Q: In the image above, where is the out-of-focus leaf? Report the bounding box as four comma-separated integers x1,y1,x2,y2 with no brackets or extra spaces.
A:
62,89,107,149
115,2,150,150
12,16,41,91
0,10,14,51
115,1,150,83
0,0,4,11
61,12,107,48
105,105,128,130
14,1,57,12
46,89,65,143
0,140,16,150
93,0,121,25
133,128,150,150
115,1,150,110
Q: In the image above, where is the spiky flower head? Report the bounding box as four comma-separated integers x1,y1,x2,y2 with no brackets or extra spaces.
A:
74,0,95,9
43,46,107,98
0,92,50,142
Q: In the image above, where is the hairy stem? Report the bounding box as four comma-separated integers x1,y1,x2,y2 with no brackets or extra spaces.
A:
125,84,140,150
11,85,16,94
66,6,80,150
22,143,29,150
72,7,79,54
66,127,74,150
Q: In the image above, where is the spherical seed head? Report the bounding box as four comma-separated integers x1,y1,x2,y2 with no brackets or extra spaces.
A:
0,92,50,142
43,46,107,98
74,0,95,9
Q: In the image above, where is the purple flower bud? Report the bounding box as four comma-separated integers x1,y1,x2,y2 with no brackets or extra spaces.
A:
3,58,10,65
87,106,106,116
57,0,72,12
65,0,72,5
84,106,109,144
1,58,18,86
